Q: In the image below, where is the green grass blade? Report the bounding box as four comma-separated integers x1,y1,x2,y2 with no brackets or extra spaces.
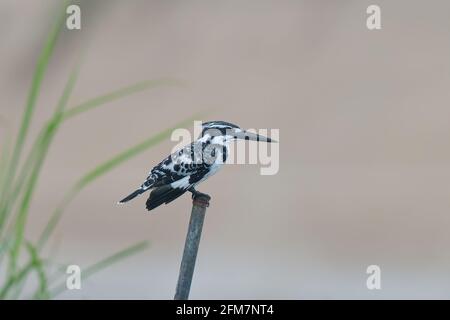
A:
8,62,78,276
82,241,149,280
62,78,185,121
0,132,12,214
7,127,55,275
0,129,47,232
49,241,149,298
0,237,12,266
0,242,50,299
25,242,50,300
36,192,73,251
0,125,13,228
0,128,49,238
0,261,33,299
0,135,12,263
2,0,69,206
8,62,79,201
0,119,11,179
0,0,70,242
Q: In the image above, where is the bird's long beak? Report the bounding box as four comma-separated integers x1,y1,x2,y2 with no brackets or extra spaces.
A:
233,129,277,143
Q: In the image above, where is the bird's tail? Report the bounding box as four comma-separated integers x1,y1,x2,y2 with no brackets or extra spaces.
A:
118,176,156,204
118,188,145,204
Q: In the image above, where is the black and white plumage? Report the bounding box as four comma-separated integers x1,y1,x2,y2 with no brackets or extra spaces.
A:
118,121,275,211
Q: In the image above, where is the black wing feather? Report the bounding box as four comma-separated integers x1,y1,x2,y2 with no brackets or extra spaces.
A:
146,185,188,211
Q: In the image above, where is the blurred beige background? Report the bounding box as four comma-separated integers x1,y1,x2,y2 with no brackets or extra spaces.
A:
1,0,450,299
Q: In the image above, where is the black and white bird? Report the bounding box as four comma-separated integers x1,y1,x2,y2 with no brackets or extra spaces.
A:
118,121,275,211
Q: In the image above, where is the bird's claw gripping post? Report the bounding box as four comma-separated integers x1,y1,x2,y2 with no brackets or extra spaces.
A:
189,187,211,207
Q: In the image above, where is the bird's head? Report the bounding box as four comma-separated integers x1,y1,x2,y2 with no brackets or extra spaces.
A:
200,121,276,143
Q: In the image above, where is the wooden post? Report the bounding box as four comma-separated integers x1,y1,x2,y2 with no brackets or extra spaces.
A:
174,194,210,300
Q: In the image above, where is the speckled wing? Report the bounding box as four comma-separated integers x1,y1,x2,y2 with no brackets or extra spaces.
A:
144,143,211,211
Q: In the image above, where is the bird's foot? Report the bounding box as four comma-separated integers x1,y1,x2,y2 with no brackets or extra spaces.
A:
192,191,211,201
189,188,211,201
189,188,210,208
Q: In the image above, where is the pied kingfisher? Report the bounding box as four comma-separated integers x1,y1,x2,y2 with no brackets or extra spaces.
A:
118,121,275,211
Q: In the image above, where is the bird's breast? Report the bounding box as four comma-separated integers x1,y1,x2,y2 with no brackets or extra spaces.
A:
197,161,223,185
